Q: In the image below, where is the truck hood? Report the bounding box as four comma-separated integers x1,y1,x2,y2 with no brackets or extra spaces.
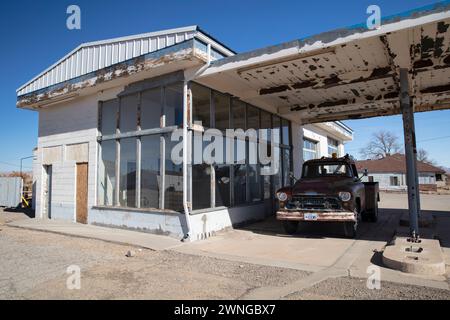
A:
292,177,354,195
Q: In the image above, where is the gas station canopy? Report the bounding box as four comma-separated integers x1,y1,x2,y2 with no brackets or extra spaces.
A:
195,2,450,125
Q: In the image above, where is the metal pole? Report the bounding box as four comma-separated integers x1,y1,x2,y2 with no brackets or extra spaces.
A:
399,69,420,238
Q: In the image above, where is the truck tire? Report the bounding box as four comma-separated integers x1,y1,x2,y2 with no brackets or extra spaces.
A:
343,222,357,239
282,221,299,235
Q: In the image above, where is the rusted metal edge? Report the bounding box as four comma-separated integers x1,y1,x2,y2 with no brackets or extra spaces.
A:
17,39,205,109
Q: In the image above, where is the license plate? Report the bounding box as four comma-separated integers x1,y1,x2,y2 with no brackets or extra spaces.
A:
304,213,318,221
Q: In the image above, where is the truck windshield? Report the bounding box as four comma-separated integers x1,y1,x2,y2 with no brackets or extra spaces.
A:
302,162,352,178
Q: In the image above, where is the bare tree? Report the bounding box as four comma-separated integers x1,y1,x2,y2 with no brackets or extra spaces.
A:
417,148,436,165
359,130,402,159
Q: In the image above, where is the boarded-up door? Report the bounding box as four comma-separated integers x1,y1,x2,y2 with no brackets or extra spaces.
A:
76,163,88,224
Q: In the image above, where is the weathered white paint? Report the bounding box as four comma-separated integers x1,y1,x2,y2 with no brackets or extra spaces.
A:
17,26,234,97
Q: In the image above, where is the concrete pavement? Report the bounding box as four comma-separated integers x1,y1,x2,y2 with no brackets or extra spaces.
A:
7,219,182,251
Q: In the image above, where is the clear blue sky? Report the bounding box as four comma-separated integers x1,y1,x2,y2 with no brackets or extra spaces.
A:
0,0,449,172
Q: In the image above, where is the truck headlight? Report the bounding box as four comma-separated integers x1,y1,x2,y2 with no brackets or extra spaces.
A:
277,192,288,202
339,192,351,202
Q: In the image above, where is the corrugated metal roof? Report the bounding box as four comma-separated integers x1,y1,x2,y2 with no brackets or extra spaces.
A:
196,2,450,125
17,26,234,97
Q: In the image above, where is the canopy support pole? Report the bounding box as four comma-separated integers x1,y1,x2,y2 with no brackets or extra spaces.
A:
400,68,420,240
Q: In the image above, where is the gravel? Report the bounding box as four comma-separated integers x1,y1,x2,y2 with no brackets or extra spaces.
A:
286,276,450,300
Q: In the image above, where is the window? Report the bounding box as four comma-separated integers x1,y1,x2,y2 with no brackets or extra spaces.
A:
232,99,246,130
327,137,339,157
213,92,229,131
191,83,210,128
192,163,211,210
165,83,183,127
164,135,183,211
140,135,160,209
282,119,290,146
119,138,137,207
303,162,352,178
120,94,138,133
436,174,443,182
98,79,184,211
390,176,399,186
141,88,161,130
282,148,291,186
101,99,119,135
303,138,318,161
98,140,116,206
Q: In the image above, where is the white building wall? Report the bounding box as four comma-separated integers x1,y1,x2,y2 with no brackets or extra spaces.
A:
34,87,122,220
301,124,348,162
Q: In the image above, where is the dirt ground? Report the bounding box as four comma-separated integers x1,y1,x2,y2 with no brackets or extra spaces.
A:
1,192,450,300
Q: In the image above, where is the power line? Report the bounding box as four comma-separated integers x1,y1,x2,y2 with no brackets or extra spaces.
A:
0,161,32,170
418,135,450,143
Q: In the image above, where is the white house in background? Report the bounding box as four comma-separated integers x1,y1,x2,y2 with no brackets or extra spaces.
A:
17,26,352,241
356,154,446,192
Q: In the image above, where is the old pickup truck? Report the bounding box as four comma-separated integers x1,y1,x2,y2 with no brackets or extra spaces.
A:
276,154,379,238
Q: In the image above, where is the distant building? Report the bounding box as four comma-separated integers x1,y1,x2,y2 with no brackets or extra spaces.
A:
356,154,446,192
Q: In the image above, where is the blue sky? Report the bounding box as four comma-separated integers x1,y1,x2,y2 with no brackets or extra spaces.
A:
0,0,449,171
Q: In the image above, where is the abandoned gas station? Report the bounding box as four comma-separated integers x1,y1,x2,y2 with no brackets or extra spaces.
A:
16,0,450,275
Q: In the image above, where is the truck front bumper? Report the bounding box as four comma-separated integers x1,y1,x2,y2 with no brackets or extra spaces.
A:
277,209,356,222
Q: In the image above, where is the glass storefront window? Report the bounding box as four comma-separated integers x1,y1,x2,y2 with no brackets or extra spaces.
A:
119,138,137,207
120,94,138,133
165,84,183,127
98,140,116,206
164,135,183,211
191,83,211,128
101,99,119,135
141,88,161,130
140,135,160,209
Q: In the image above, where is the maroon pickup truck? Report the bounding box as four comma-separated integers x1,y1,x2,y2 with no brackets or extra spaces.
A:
276,154,379,238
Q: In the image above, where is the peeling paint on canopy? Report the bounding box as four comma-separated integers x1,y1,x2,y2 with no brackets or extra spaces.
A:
195,1,450,125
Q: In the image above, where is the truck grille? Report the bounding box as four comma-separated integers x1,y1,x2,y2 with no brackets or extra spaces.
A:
289,196,341,210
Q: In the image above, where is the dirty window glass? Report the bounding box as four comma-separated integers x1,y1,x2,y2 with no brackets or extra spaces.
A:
101,99,119,135
213,91,229,131
303,163,352,178
120,94,138,133
141,88,161,130
119,138,137,207
98,140,116,206
140,135,160,209
164,135,183,211
191,83,210,128
165,83,183,127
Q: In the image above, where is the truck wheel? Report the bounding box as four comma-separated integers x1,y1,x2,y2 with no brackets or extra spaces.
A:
282,221,299,235
343,222,357,239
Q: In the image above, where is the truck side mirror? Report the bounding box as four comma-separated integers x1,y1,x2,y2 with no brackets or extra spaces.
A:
364,169,369,176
